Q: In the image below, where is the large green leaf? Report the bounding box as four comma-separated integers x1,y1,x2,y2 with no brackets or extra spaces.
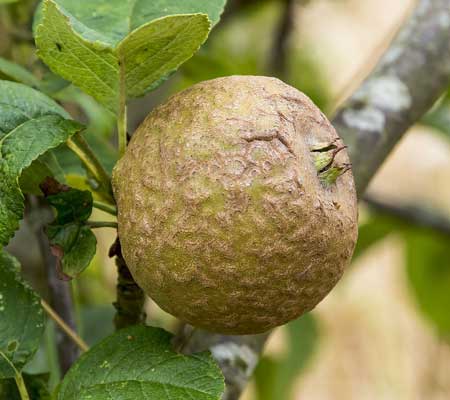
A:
0,251,45,379
0,57,41,88
406,231,450,339
35,0,226,112
58,325,224,400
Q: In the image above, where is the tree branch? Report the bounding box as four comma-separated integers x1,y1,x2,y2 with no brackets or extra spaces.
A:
109,238,146,330
333,0,450,196
28,197,80,376
364,195,450,236
174,1,450,398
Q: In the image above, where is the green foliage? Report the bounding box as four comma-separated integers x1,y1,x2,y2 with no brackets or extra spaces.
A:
352,214,398,260
254,314,318,400
406,231,450,339
58,325,224,400
174,0,330,110
42,181,96,279
0,373,51,400
0,80,83,246
0,57,41,88
0,251,45,379
35,0,226,113
355,207,450,340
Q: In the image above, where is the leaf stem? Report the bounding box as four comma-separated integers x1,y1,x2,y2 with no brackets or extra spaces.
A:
66,133,114,203
41,299,89,353
14,373,30,400
118,58,128,157
0,351,30,400
86,221,118,229
93,201,117,216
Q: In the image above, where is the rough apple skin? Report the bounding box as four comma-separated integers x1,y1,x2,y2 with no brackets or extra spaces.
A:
112,76,358,334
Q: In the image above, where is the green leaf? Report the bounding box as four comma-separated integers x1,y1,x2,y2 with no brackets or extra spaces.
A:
254,314,318,400
35,0,225,45
46,224,97,280
406,231,450,339
19,151,66,195
0,113,82,246
58,325,224,400
0,80,81,246
41,181,96,279
0,57,41,88
0,251,45,379
35,0,225,112
46,187,93,224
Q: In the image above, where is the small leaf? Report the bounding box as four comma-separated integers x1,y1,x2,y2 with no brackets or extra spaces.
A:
58,325,225,400
35,0,226,112
19,152,66,195
0,251,45,378
47,224,97,280
406,231,450,339
0,57,41,88
41,178,96,279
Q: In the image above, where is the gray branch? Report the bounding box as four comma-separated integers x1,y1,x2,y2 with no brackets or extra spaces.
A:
333,0,450,196
364,195,450,236
175,1,450,399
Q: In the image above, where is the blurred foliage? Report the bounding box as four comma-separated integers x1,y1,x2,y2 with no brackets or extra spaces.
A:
0,373,51,400
173,0,330,111
406,231,450,340
254,313,319,400
353,207,450,342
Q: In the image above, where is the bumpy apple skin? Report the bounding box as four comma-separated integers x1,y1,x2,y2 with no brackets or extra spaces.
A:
112,76,358,334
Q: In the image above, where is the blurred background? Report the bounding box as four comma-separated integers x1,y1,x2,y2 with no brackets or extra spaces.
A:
2,0,450,399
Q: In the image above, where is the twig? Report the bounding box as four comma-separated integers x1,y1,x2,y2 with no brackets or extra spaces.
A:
93,201,117,216
109,238,146,330
174,1,450,398
29,197,81,375
14,372,30,400
0,351,31,400
41,299,89,353
86,221,118,229
364,195,450,236
67,133,114,203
